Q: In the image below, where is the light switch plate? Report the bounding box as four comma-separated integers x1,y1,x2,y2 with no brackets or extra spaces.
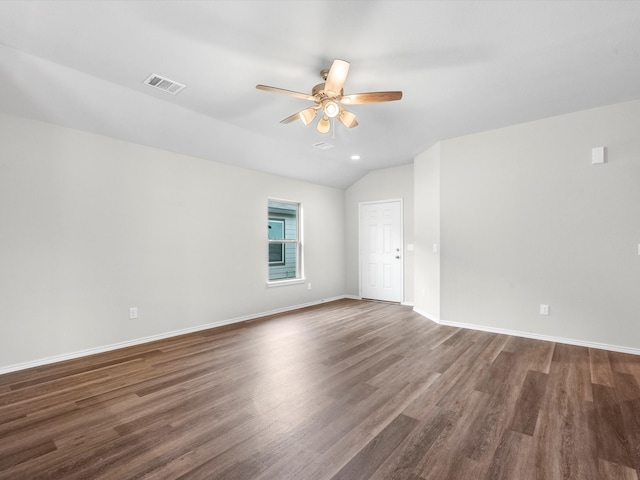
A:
592,146,606,165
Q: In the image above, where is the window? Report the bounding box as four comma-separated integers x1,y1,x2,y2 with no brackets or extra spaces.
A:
268,199,302,283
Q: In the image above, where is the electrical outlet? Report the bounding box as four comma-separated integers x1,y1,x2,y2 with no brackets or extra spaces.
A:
539,304,550,315
129,307,138,319
307,283,312,290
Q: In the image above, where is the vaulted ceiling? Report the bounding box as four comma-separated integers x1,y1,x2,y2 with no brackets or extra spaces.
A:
1,1,640,188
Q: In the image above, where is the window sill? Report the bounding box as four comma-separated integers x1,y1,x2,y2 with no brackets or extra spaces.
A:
266,278,306,288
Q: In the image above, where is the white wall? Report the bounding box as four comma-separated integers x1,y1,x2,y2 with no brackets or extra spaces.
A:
414,99,640,351
0,113,346,370
413,143,440,319
345,164,414,304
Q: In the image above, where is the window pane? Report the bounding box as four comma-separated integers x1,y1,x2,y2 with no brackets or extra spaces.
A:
268,242,297,280
269,242,284,265
268,202,297,240
268,219,284,240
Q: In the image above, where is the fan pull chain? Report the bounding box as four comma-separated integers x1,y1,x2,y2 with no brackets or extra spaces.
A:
331,118,336,140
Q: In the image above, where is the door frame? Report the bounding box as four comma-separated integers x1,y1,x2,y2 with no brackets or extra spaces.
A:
358,198,404,303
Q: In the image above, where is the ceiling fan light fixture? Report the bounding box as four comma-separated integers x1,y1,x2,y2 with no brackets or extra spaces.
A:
338,110,357,128
299,106,317,125
323,100,340,118
317,116,331,134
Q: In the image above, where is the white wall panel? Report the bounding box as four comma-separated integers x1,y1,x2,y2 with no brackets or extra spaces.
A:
0,113,346,369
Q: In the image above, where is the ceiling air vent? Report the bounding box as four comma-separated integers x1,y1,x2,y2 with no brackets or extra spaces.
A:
143,74,186,95
313,142,334,150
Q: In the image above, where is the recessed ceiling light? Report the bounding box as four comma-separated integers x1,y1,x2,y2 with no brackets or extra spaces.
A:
351,155,361,160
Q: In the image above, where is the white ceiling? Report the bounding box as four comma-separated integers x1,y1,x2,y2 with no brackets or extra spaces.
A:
1,1,640,188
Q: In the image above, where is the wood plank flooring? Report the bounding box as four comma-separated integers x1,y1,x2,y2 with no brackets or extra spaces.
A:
2,299,640,479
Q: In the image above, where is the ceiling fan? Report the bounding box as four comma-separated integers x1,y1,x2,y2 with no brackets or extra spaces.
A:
256,59,402,134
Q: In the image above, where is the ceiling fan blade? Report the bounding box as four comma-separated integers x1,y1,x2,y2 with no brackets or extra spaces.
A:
317,116,330,134
338,109,358,128
324,59,350,97
341,91,403,105
256,84,315,101
280,112,301,124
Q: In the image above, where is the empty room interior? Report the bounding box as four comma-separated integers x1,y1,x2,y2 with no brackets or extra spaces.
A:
1,1,640,479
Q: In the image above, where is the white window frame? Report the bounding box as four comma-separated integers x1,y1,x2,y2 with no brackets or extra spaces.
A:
267,198,304,287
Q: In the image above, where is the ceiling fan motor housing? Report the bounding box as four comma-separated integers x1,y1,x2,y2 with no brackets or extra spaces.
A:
312,83,343,99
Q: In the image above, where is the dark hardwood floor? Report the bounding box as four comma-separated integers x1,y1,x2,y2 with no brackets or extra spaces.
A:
2,299,640,479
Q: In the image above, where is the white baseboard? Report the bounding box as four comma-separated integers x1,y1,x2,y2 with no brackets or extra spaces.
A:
343,295,362,300
7,298,637,376
412,307,441,324
0,295,351,375
412,308,640,356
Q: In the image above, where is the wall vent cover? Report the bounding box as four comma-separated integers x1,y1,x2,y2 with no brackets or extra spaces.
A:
312,142,334,150
143,74,186,95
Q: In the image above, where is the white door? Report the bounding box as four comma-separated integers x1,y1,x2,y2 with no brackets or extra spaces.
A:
360,200,403,302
